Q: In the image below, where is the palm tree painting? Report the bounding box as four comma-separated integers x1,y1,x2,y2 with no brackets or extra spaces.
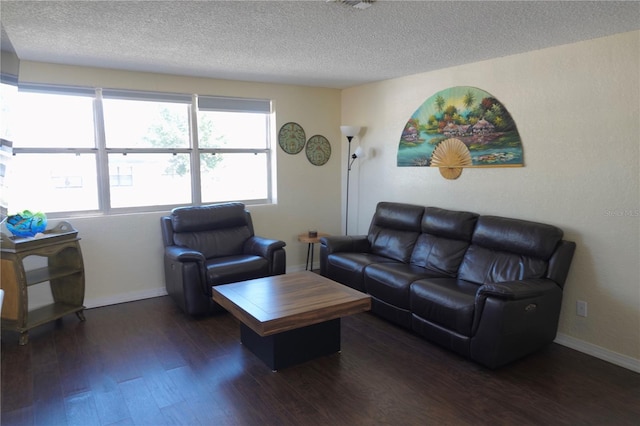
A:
397,86,524,172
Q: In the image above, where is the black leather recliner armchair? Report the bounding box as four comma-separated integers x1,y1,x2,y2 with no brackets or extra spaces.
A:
161,202,286,316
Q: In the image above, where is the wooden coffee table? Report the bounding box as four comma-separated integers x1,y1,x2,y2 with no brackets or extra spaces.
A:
211,271,371,370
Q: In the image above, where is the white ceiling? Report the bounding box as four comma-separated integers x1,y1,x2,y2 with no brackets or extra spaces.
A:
1,0,639,89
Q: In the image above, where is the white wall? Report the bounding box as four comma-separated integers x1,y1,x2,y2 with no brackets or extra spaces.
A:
342,31,640,370
14,62,343,307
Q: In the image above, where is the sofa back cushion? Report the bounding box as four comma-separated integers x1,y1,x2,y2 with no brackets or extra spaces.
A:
368,202,424,263
410,207,479,276
459,216,564,284
171,203,253,259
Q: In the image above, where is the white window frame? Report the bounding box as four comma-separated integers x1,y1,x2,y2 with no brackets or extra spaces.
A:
196,95,273,206
8,84,274,217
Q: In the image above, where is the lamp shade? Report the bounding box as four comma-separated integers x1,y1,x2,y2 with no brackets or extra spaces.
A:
353,146,366,159
340,126,361,138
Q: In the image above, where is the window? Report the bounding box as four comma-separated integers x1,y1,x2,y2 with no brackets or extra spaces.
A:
5,86,274,216
9,153,99,212
1,75,18,217
101,92,194,209
197,97,271,203
13,90,95,148
102,96,191,149
8,89,99,213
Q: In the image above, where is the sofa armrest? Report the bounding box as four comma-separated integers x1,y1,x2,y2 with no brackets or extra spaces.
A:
319,235,370,278
164,245,206,263
471,278,563,368
320,235,370,254
477,278,559,301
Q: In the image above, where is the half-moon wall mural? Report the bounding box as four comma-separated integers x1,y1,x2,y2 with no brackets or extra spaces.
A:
397,86,523,178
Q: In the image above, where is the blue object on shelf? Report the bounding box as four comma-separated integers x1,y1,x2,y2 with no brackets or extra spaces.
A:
5,210,47,238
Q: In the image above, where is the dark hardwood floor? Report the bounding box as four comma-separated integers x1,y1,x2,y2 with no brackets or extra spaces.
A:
1,295,639,425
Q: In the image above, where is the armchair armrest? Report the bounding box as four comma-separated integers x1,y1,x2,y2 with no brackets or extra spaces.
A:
244,235,286,259
164,245,206,263
244,236,286,275
320,235,370,254
163,245,209,314
477,278,559,301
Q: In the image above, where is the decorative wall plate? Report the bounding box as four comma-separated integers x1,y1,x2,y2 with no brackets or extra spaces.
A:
278,122,306,154
305,135,331,166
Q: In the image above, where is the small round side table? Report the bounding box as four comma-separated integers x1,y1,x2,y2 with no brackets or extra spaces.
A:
298,232,330,271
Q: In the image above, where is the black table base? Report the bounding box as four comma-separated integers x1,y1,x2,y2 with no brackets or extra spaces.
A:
240,318,341,371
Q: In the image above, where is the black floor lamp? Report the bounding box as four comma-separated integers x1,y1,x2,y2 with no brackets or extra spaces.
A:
340,125,362,235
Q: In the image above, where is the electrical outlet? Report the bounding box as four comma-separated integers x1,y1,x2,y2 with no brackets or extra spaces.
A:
576,300,588,317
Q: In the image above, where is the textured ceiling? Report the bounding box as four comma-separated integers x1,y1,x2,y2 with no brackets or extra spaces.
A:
1,0,639,89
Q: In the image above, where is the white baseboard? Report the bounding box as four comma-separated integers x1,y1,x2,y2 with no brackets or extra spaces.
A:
84,287,168,309
555,333,640,373
83,266,312,309
288,264,307,273
82,266,310,309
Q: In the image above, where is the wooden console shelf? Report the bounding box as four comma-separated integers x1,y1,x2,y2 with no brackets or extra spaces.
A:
0,222,85,345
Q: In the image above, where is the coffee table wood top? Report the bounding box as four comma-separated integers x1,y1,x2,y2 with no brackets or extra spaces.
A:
211,271,371,337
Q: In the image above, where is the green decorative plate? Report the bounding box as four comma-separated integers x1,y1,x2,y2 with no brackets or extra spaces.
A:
305,135,331,166
278,122,306,154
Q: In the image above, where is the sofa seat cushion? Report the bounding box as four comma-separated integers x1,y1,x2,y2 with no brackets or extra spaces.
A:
206,255,269,289
410,278,479,336
364,263,445,309
325,252,397,292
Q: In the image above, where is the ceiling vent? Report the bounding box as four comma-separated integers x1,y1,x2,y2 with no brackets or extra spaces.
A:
329,0,375,10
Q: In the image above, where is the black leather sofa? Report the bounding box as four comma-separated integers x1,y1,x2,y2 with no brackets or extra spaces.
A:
161,203,286,316
320,202,576,368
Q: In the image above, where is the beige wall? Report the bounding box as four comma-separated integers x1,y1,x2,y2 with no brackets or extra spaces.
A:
342,31,640,369
14,62,343,306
